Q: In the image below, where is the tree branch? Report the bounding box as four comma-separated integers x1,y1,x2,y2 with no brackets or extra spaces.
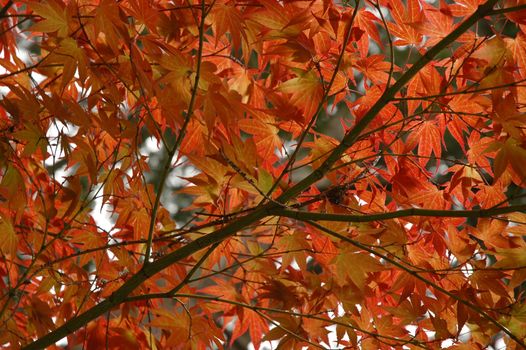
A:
21,1,503,348
274,205,526,223
0,0,13,18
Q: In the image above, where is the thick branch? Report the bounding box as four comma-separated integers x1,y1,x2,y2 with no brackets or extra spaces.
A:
0,0,13,18
274,205,526,223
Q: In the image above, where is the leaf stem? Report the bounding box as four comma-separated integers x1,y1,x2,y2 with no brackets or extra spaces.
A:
143,0,209,265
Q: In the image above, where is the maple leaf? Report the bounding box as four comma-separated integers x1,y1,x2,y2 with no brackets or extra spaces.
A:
275,230,311,271
463,35,514,89
248,0,289,31
233,309,268,350
419,3,457,47
503,0,526,24
94,0,129,52
492,93,525,140
507,31,526,78
354,9,382,57
489,138,526,181
238,116,281,165
0,165,27,215
506,303,526,341
405,64,444,115
30,0,69,37
385,0,424,46
278,69,324,122
47,38,89,90
27,297,55,337
212,3,245,50
354,55,392,86
492,247,526,270
448,0,486,16
0,212,17,256
332,247,385,290
124,0,160,32
406,120,442,164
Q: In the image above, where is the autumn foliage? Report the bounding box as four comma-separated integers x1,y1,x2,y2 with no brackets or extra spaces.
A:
2,0,526,348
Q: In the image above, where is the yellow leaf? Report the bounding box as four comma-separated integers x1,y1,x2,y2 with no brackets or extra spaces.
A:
493,247,526,268
491,139,526,180
472,35,511,70
0,213,17,256
30,1,69,37
212,4,244,49
278,69,323,120
333,249,384,290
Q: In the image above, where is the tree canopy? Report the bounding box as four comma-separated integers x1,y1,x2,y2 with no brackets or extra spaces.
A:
1,0,526,349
